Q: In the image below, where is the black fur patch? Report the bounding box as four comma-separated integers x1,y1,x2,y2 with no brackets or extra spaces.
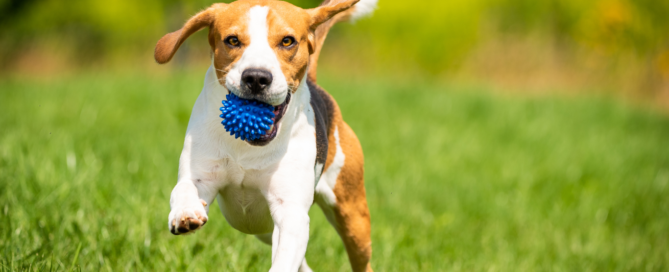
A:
308,79,334,180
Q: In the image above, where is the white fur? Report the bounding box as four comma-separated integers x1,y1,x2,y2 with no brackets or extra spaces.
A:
225,6,289,106
170,64,317,271
314,162,324,188
319,127,345,191
315,126,345,227
350,0,378,22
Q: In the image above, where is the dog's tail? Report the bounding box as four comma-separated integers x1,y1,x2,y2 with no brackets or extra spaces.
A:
308,0,377,82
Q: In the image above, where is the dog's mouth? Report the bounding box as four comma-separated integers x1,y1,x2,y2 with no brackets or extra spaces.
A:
247,93,291,146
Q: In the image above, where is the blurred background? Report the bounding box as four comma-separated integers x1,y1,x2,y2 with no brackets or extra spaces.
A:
2,0,669,271
2,0,669,103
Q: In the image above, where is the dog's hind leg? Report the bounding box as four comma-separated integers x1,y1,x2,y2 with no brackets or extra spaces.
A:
315,122,373,272
255,233,313,272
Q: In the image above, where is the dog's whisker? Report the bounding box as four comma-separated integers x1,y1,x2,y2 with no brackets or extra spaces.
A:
205,78,225,89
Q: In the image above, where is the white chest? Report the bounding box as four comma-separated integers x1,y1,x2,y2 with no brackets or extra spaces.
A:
215,161,276,234
177,69,318,234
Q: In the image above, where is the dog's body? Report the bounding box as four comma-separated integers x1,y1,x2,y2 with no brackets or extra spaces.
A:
154,1,376,271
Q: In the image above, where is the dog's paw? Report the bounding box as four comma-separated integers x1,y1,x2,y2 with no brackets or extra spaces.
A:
168,199,208,235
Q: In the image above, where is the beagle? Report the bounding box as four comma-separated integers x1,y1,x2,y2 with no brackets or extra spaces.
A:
154,0,377,271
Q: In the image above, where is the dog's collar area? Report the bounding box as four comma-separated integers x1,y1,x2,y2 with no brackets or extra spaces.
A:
247,93,291,146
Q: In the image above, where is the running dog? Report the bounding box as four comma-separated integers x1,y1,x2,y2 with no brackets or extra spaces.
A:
155,0,376,271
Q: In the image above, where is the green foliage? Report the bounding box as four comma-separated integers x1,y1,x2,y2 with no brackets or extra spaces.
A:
360,0,485,72
1,0,668,73
491,0,669,54
1,72,668,270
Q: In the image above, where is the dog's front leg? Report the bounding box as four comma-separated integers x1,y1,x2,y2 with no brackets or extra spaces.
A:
269,202,311,272
168,177,220,235
168,134,224,235
266,178,314,272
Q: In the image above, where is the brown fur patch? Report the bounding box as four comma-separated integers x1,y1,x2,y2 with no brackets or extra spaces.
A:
265,3,312,92
314,80,372,271
154,4,224,64
333,116,373,272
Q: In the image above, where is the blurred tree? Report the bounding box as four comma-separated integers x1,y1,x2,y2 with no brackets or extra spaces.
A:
1,0,668,94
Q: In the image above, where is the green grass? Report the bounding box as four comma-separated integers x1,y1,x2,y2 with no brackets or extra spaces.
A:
1,69,668,271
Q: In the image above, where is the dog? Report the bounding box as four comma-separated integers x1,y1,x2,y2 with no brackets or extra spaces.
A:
154,0,376,271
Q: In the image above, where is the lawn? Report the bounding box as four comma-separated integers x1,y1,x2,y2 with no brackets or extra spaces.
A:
1,69,668,271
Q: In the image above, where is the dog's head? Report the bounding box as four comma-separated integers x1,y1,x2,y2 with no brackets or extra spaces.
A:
155,0,358,145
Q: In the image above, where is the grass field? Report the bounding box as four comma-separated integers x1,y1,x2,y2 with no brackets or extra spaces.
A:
1,69,669,271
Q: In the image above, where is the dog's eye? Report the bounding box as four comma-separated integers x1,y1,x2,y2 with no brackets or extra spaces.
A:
226,36,240,47
281,37,295,47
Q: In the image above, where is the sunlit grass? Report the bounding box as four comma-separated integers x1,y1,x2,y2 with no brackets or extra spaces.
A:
1,69,668,271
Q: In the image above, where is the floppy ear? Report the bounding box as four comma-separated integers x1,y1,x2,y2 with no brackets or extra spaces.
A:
154,5,223,64
306,0,360,29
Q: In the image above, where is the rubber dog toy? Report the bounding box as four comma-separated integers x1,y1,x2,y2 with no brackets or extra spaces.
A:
220,93,275,141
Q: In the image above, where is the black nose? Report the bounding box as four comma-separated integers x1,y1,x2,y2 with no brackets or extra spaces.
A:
241,68,273,94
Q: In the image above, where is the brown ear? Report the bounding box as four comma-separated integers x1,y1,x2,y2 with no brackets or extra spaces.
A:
306,0,360,29
154,4,224,64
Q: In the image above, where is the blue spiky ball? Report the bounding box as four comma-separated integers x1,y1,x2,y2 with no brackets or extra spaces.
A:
219,93,275,141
